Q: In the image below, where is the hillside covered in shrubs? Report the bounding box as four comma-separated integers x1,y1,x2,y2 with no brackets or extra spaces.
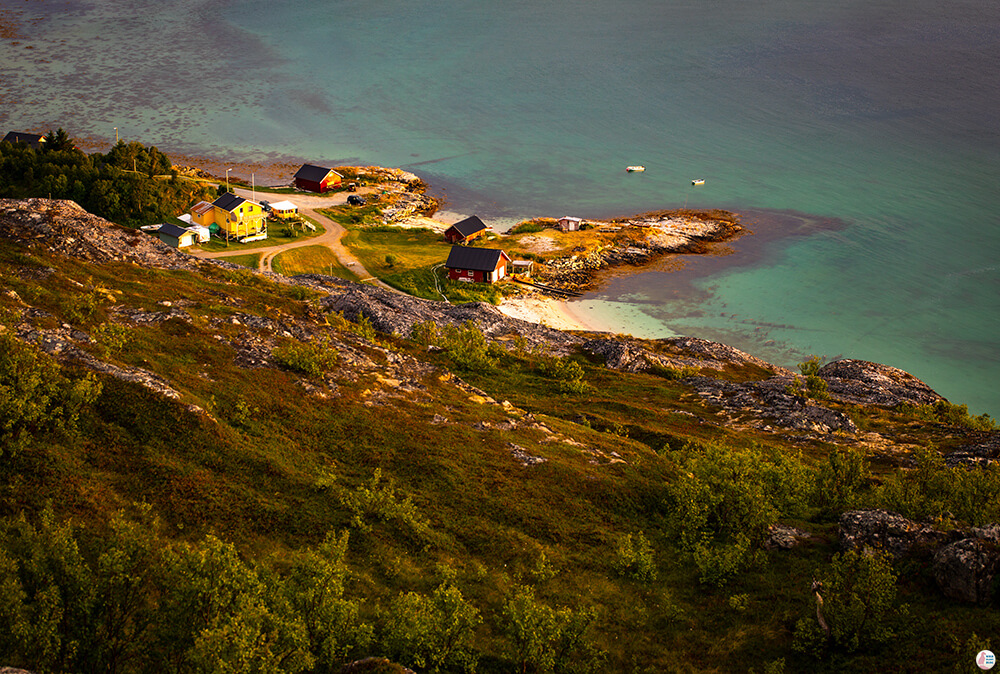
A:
0,194,998,673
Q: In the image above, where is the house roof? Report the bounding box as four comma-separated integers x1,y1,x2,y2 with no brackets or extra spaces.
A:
446,215,489,238
3,131,45,148
269,200,297,211
156,223,190,239
445,246,511,271
191,200,214,215
559,216,581,222
212,192,250,213
294,164,341,182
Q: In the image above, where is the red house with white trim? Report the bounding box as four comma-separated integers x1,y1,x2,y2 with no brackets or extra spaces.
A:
445,246,511,284
293,164,342,193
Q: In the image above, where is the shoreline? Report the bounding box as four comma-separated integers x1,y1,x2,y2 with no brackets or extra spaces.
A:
66,139,747,336
496,295,609,334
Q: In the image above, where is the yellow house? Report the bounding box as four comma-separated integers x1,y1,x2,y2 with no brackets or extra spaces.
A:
189,193,267,240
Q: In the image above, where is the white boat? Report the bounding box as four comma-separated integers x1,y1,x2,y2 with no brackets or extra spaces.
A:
691,178,705,186
626,165,646,173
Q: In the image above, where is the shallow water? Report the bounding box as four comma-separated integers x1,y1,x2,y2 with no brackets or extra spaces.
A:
1,0,997,414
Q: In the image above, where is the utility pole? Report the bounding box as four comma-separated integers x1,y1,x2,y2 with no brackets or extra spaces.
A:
114,127,118,143
226,168,232,193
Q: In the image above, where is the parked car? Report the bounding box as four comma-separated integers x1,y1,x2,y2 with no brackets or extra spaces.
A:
347,195,366,206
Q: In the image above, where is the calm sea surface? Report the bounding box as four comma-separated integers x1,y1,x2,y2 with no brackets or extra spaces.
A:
2,0,998,414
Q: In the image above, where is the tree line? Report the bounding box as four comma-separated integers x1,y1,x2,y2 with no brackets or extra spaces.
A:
0,130,214,227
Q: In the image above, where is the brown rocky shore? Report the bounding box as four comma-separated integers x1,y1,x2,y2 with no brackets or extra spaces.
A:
528,209,745,294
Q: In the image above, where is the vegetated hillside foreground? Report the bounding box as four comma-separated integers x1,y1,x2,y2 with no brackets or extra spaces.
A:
0,198,998,674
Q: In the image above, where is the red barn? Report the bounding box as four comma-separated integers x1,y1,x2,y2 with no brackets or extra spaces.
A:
445,246,511,284
293,164,342,193
443,215,489,244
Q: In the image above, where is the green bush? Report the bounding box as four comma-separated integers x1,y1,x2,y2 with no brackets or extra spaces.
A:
665,443,812,586
611,532,657,582
813,447,870,518
648,363,700,380
285,531,373,668
272,336,340,378
501,585,603,673
0,333,102,458
438,321,502,372
876,446,1000,526
798,355,825,376
340,469,430,537
538,355,588,393
897,400,996,431
793,548,907,655
380,580,481,672
91,322,136,358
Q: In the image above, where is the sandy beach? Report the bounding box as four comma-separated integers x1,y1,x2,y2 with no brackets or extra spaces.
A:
497,295,605,333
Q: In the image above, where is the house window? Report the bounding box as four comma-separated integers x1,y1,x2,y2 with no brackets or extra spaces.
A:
467,269,473,276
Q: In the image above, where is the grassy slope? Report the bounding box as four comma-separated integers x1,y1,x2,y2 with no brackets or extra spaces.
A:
1,238,997,672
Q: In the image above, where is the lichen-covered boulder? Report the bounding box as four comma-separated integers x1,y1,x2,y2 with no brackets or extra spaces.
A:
838,509,948,557
932,533,1000,604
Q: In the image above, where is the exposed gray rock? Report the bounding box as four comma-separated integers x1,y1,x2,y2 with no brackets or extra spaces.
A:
0,198,200,270
14,320,183,400
316,280,583,353
665,336,787,373
688,376,859,436
932,535,1000,604
582,334,790,376
946,433,1000,467
818,359,943,407
838,509,949,558
763,523,811,550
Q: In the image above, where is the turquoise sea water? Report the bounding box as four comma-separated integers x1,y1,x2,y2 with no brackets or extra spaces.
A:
1,0,998,414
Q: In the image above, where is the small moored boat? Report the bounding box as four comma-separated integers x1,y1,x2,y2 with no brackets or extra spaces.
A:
691,178,705,186
626,165,646,173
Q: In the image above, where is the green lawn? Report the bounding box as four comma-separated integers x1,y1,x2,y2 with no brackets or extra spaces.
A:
220,253,261,269
196,219,325,253
340,225,511,303
272,245,363,282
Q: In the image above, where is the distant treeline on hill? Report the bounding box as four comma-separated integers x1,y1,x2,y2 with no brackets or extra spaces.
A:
0,129,215,227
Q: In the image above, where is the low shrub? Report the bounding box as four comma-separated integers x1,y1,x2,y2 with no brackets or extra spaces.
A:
272,336,340,378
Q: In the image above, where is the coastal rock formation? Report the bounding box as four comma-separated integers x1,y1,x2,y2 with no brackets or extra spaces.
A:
689,376,859,436
308,276,583,353
535,211,744,293
582,335,788,376
817,359,942,407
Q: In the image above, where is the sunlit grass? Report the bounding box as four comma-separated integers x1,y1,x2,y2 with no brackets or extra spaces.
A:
272,245,362,282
